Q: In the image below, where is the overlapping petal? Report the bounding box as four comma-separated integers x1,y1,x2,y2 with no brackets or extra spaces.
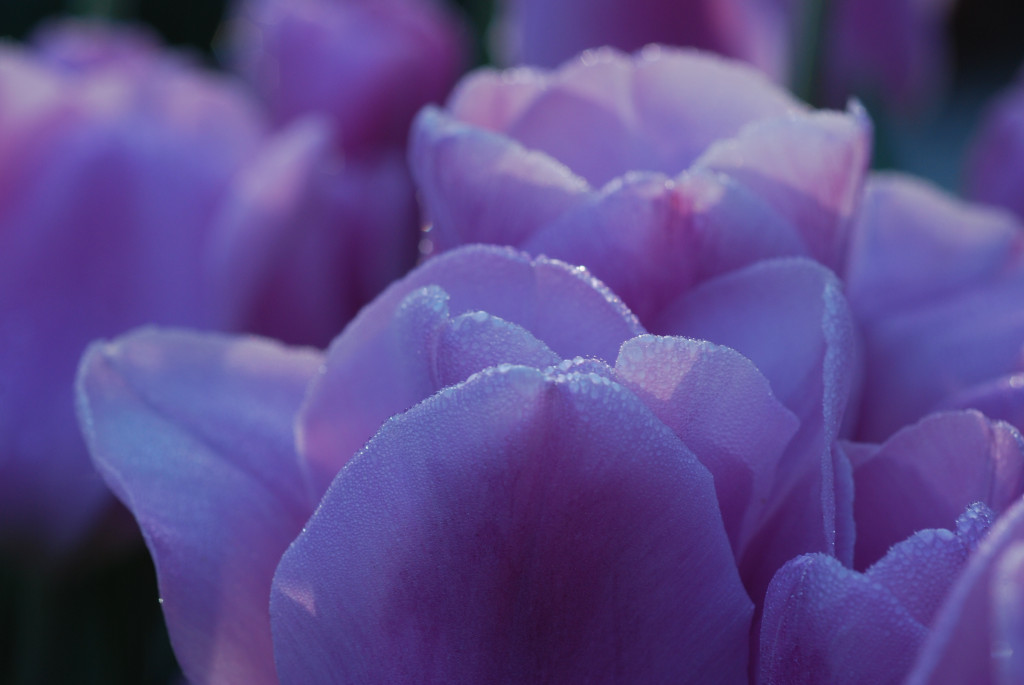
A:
845,174,1024,441
273,366,753,683
77,329,321,685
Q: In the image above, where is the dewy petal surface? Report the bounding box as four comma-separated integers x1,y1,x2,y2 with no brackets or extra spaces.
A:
272,366,753,684
297,245,642,499
656,257,860,594
77,328,321,685
905,497,1024,684
613,335,799,557
849,410,1024,569
760,504,990,685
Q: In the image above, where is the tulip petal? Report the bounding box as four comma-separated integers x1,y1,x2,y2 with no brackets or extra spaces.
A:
522,170,808,323
613,335,798,557
273,365,753,683
845,174,1024,440
656,257,860,594
850,410,1024,569
693,104,872,272
761,501,990,685
410,106,589,253
760,554,928,685
298,245,643,499
905,497,1024,684
76,328,321,685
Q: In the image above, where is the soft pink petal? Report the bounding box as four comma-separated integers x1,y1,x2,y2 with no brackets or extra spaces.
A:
272,365,753,683
612,335,798,560
76,328,321,685
850,411,1024,569
497,47,801,187
298,245,643,499
693,103,872,272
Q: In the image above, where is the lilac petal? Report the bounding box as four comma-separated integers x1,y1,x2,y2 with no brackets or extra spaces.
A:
761,505,987,685
846,174,1024,320
272,366,753,683
410,106,588,253
845,174,1024,440
657,258,860,594
76,328,321,685
523,170,808,323
851,410,1024,569
447,66,548,132
760,554,927,685
612,335,798,557
905,497,1024,684
298,245,642,499
693,103,872,272
500,47,801,187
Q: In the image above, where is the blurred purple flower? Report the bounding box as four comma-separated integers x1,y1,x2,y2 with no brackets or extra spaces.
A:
0,20,424,556
492,0,954,111
226,0,465,157
494,0,793,81
965,68,1024,219
821,0,954,111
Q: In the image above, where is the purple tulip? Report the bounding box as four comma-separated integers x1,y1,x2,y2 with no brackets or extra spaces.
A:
77,243,876,681
0,21,418,555
411,46,871,326
966,69,1024,220
227,0,465,158
494,0,793,81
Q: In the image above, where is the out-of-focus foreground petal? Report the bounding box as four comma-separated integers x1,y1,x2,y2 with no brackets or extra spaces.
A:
77,328,321,685
272,366,753,683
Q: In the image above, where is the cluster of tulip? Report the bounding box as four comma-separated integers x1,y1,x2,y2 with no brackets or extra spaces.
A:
4,0,1024,683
